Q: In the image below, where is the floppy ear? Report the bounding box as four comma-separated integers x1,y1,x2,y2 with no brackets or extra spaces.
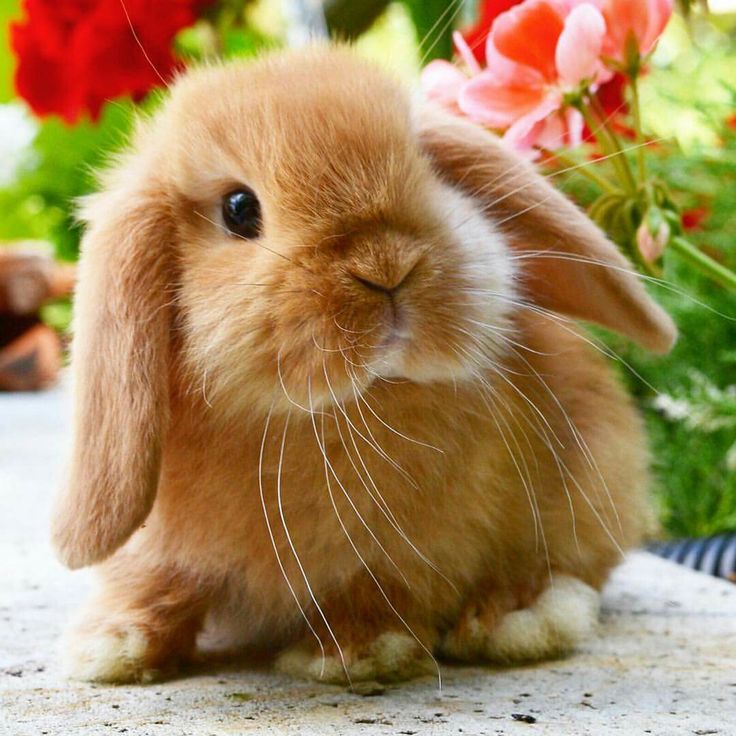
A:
51,149,174,569
418,104,676,354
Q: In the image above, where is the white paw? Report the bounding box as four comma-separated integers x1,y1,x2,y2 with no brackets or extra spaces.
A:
62,623,159,684
276,632,434,684
442,575,600,663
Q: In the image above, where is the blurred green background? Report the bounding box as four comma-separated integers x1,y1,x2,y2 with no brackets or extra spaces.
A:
1,0,735,538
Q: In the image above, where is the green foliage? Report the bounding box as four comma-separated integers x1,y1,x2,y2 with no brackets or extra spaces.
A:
39,297,73,335
0,101,137,261
325,0,392,40
400,0,455,62
554,23,736,537
612,118,736,537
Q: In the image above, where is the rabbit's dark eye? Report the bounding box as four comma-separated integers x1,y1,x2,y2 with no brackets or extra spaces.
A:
222,188,262,239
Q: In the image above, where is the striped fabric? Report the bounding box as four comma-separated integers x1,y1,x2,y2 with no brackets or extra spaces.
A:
648,534,736,581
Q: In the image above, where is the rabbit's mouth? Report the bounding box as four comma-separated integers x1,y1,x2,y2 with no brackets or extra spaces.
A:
363,301,416,379
368,338,411,380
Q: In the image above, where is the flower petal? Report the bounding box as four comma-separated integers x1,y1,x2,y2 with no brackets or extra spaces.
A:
459,0,522,66
565,107,585,147
602,0,650,60
641,0,673,55
555,3,606,87
459,65,546,128
502,93,563,151
492,0,565,82
421,60,467,113
453,31,482,75
532,113,567,150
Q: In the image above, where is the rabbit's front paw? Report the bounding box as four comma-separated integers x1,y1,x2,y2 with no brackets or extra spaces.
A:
442,575,599,663
276,631,436,685
63,622,164,684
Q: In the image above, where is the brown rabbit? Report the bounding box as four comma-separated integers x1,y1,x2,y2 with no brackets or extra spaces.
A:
53,46,675,685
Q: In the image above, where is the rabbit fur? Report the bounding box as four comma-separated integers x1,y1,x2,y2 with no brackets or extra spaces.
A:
53,46,675,685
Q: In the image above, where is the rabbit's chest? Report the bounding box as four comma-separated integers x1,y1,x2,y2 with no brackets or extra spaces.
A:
151,404,508,591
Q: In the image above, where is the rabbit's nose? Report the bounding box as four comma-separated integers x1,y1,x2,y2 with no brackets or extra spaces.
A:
350,271,401,295
348,260,418,296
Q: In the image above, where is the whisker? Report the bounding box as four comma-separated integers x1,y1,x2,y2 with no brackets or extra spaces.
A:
504,342,623,534
489,364,624,556
119,0,171,90
476,364,583,556
344,364,423,490
419,0,465,67
449,138,665,237
472,373,546,564
315,366,412,588
505,250,736,321
354,390,445,454
323,361,458,592
464,289,662,394
193,210,305,270
277,408,350,683
257,402,326,673
446,96,631,201
277,349,329,417
333,315,378,336
311,401,443,692
201,368,213,409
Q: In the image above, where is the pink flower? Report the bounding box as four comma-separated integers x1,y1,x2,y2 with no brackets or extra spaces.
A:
421,55,471,116
600,0,673,64
637,209,670,262
461,0,524,65
460,1,609,152
420,0,674,157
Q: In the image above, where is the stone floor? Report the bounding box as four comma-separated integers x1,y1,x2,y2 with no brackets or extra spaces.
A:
1,384,735,736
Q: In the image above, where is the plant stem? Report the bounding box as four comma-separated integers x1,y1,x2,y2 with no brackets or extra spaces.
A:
670,236,736,291
579,101,635,195
629,74,647,183
588,94,639,194
545,151,620,193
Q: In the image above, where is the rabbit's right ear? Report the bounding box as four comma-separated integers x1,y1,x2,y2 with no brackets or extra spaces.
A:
419,104,677,354
51,144,174,569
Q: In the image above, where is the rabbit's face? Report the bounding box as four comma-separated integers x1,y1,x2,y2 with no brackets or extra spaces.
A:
166,54,515,415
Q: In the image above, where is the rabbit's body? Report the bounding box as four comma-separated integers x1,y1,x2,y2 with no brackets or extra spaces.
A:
54,48,673,685
65,315,649,683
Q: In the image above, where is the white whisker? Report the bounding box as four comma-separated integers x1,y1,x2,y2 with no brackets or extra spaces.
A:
276,408,350,684
257,402,326,673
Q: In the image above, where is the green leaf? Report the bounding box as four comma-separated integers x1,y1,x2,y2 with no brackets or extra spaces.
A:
0,100,137,260
325,0,391,40
401,0,455,62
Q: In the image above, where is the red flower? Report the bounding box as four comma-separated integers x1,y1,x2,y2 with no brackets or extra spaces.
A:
681,206,710,232
583,72,635,142
726,114,736,132
11,0,208,123
462,0,523,65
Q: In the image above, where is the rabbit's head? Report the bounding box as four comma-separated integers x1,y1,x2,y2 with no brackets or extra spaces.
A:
52,47,675,569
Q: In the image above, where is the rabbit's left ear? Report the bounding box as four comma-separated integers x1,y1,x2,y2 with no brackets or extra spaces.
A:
418,104,677,354
51,142,174,570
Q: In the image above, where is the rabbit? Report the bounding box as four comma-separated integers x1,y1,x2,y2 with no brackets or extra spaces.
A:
52,45,676,686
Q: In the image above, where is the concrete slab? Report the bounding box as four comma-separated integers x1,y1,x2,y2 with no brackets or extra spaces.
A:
1,384,735,736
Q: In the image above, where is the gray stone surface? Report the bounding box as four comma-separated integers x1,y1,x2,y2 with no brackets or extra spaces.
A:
1,384,735,736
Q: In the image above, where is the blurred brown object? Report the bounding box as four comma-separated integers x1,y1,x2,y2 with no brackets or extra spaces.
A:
0,245,76,392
